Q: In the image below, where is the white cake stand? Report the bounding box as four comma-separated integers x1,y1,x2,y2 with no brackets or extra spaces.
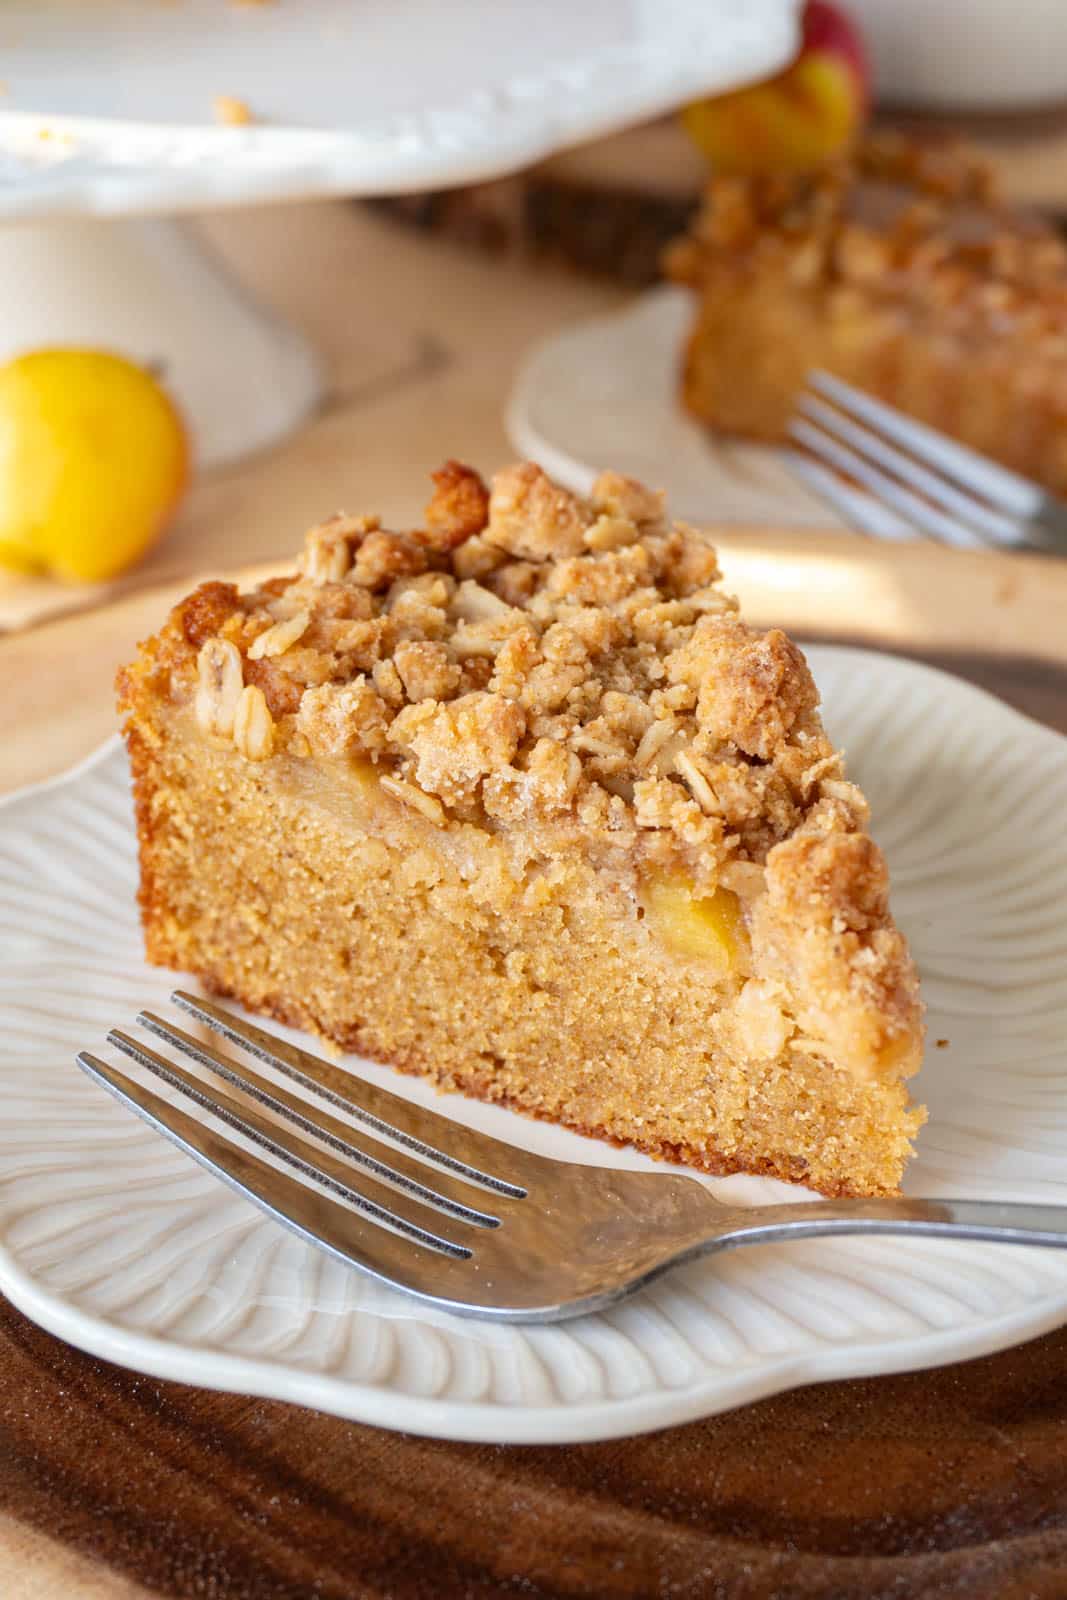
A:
0,0,798,466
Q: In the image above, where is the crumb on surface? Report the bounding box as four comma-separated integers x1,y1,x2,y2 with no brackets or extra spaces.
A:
214,95,254,126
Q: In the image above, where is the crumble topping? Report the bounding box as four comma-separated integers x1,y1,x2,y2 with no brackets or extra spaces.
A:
666,133,1067,350
145,460,866,894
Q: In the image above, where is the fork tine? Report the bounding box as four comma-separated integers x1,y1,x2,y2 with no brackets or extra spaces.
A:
76,1051,482,1304
797,393,1023,547
809,370,1043,520
789,416,990,549
137,1010,502,1227
107,1029,479,1251
782,449,917,540
171,991,553,1196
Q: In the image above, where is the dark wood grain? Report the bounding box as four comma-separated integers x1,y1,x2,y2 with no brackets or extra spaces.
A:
2,1297,1067,1600
2,646,1066,1600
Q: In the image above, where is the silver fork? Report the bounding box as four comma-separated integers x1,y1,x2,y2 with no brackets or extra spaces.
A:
77,993,1067,1324
786,370,1067,553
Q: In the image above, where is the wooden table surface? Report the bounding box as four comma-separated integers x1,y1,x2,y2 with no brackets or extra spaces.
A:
3,199,1067,1600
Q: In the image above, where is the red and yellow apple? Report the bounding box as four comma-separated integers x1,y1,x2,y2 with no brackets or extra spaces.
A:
682,1,870,175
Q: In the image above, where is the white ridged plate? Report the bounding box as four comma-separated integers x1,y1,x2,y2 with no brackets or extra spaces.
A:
3,646,1067,1443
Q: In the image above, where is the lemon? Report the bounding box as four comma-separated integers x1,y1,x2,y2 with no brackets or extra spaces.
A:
0,348,189,583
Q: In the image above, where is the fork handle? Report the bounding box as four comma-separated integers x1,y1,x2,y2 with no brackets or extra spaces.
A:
1030,495,1067,555
714,1197,1067,1251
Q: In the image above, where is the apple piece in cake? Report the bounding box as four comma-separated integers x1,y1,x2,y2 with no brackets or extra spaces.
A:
666,135,1067,498
118,460,924,1198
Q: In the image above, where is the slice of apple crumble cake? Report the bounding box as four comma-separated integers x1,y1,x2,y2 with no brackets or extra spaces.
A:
118,461,924,1196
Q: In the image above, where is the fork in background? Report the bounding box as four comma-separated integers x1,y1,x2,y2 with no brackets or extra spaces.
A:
786,370,1067,554
77,993,1067,1324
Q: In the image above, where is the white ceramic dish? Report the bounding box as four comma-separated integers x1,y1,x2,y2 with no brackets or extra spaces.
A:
3,648,1067,1443
509,287,916,538
0,0,798,218
848,0,1067,113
